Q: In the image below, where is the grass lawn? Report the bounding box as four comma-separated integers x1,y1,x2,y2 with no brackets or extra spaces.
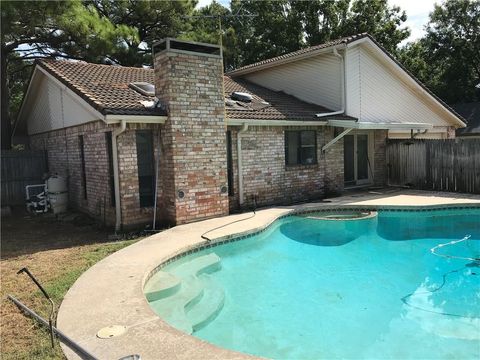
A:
1,210,139,359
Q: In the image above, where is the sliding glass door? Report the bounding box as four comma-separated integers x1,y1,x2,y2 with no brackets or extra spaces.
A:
343,132,373,186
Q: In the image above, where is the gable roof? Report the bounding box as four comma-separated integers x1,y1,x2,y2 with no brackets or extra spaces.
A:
228,33,369,75
453,102,480,136
30,59,348,122
228,33,465,128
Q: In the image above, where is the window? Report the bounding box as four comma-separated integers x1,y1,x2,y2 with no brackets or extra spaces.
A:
135,130,155,207
226,131,234,196
105,132,115,207
79,135,87,199
285,130,317,165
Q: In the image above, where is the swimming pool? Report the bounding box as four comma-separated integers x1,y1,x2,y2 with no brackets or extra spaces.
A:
146,208,480,359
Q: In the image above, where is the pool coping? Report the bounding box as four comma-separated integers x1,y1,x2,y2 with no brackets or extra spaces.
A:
57,190,480,360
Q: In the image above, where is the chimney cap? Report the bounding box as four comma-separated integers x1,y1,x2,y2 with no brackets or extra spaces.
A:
153,38,222,58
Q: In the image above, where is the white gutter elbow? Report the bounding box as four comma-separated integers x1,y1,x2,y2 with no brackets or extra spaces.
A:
112,120,127,232
237,123,248,206
316,47,346,118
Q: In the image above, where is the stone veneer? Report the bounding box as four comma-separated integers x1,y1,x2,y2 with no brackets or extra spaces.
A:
154,44,229,224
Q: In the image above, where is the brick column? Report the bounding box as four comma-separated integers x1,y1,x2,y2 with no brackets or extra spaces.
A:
154,39,229,224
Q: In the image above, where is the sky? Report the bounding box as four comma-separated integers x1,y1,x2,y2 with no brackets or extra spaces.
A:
196,0,439,43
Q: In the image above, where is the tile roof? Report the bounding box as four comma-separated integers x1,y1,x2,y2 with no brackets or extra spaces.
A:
37,59,166,116
224,77,354,121
37,59,351,122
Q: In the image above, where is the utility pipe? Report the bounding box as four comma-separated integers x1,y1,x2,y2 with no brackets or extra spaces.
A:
316,47,346,118
237,123,249,206
7,295,99,360
112,120,126,232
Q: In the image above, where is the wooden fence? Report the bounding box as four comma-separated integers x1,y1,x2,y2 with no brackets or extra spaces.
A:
386,138,480,194
1,150,48,205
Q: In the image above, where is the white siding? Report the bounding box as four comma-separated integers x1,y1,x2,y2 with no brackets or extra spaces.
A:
27,72,99,135
346,44,452,127
345,46,361,118
244,53,342,110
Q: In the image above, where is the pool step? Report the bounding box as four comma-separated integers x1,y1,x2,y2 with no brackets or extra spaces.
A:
144,271,181,302
147,253,225,334
171,253,221,278
187,275,225,332
148,275,205,334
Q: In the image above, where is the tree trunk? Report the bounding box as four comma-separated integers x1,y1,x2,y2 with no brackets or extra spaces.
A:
1,47,12,150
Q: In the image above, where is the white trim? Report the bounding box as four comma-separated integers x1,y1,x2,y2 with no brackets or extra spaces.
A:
327,119,433,130
36,66,105,121
15,67,42,130
226,118,329,127
227,45,345,77
105,115,167,124
347,38,466,128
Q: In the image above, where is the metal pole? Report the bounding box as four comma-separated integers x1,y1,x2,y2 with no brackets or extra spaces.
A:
17,267,56,348
7,295,99,360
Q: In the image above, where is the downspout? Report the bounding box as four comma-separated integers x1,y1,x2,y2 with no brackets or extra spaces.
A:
237,123,248,206
112,120,126,232
316,47,346,118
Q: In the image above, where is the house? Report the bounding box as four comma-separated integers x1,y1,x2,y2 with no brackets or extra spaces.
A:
14,34,466,230
453,102,480,138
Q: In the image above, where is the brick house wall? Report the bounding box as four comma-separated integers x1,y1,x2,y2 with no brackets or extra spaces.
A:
227,126,331,210
30,121,163,228
30,121,116,225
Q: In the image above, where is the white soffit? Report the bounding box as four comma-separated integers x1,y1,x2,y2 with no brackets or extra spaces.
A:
327,119,433,130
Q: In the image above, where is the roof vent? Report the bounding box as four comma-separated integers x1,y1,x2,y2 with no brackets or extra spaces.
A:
129,82,155,96
231,92,253,103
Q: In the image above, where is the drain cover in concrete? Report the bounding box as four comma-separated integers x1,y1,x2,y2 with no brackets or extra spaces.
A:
97,325,127,339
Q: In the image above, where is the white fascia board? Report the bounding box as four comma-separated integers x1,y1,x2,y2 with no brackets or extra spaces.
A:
36,66,105,121
105,115,167,124
327,119,433,130
227,44,346,77
226,118,328,127
347,38,466,128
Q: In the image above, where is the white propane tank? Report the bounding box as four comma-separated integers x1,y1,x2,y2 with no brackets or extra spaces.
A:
46,175,68,214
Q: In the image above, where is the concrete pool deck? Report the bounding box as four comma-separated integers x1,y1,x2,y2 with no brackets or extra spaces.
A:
57,189,480,360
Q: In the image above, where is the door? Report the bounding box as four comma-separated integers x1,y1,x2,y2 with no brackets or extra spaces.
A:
344,132,373,186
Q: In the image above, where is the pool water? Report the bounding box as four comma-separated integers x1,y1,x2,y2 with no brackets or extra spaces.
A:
162,209,480,359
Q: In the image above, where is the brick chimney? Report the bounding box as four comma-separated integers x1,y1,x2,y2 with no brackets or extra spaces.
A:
153,38,229,224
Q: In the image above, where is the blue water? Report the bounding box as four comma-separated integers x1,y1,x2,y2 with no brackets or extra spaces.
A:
166,209,480,359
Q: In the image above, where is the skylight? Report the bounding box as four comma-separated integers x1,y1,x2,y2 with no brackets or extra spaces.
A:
129,82,155,96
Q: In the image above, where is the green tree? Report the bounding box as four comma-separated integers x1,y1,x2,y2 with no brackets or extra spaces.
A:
345,0,409,54
228,0,409,67
399,0,479,104
0,0,137,149
88,0,197,67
